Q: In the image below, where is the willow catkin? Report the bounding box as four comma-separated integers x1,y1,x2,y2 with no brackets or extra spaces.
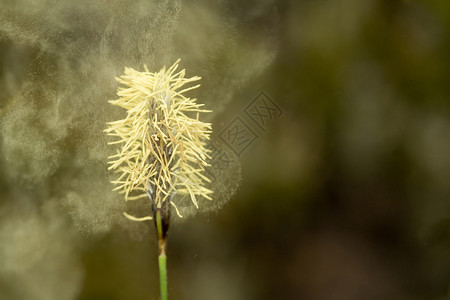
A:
105,59,212,221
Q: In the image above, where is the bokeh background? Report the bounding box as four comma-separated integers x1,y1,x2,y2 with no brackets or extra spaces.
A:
1,0,450,299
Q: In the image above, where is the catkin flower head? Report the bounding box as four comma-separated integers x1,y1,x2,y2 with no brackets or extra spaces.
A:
105,60,212,221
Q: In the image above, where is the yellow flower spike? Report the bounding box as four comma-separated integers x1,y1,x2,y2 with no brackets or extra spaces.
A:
105,60,212,222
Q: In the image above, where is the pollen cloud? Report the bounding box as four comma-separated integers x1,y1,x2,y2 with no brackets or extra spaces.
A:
0,0,276,298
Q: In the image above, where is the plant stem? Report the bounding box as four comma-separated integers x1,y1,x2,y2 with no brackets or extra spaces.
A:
158,249,167,300
156,209,168,300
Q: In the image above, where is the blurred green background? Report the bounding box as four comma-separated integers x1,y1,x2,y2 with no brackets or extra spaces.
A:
1,0,450,300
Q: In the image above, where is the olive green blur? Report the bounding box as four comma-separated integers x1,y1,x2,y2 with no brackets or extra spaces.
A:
1,1,450,300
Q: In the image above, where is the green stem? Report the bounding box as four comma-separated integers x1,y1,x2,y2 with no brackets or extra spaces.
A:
156,209,168,300
158,250,167,300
